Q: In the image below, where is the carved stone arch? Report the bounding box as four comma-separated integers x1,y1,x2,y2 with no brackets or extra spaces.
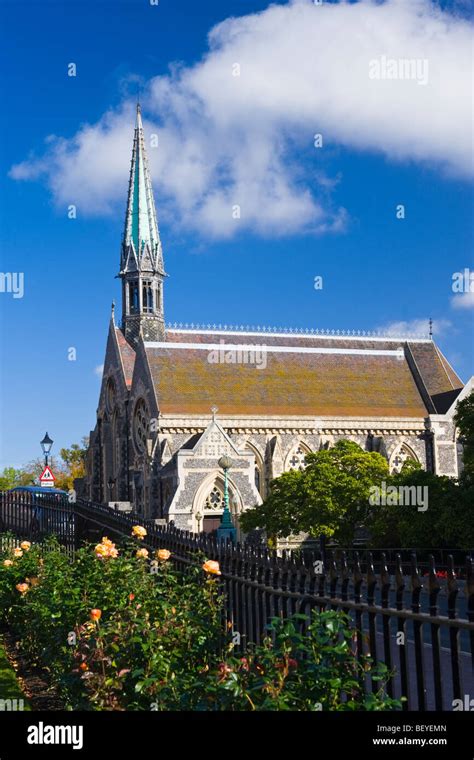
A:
285,440,312,472
244,439,265,497
191,471,244,532
389,442,420,474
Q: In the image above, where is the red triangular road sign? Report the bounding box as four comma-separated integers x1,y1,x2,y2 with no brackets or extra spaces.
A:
40,465,56,483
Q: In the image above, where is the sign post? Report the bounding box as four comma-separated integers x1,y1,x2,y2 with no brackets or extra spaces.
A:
39,465,56,488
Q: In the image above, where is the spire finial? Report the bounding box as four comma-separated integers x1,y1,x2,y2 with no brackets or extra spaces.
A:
429,317,433,339
211,405,218,421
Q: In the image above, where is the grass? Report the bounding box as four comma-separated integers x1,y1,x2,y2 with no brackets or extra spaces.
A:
0,636,30,709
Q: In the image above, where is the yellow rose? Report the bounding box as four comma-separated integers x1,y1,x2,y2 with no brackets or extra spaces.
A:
101,537,114,547
136,548,149,559
94,541,118,559
16,583,29,594
156,549,171,562
13,548,23,558
3,559,13,567
20,541,31,551
132,525,147,539
202,560,221,576
94,543,108,558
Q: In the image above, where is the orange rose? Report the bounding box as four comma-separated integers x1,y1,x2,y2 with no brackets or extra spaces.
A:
90,608,102,621
3,560,13,567
132,525,147,540
156,549,171,561
13,548,23,558
20,541,31,551
79,662,88,671
16,583,29,594
136,548,149,559
94,541,118,559
202,560,221,576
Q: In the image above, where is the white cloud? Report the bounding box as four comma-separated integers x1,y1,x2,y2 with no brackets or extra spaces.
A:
451,291,474,309
94,364,104,378
376,318,452,338
9,0,473,239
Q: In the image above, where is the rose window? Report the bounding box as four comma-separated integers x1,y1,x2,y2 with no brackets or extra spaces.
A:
133,398,149,453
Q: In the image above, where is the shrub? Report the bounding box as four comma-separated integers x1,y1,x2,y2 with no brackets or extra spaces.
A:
0,534,399,711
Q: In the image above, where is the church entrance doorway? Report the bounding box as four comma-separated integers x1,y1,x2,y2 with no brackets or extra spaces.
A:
202,515,221,536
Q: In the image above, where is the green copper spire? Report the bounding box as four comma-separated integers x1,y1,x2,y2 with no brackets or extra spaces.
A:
121,104,164,275
119,105,166,347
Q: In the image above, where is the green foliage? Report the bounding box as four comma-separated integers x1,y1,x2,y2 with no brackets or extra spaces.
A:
191,611,400,711
0,467,35,490
367,463,474,550
56,438,88,491
240,440,389,544
0,535,398,711
0,638,30,708
454,390,474,485
369,467,460,548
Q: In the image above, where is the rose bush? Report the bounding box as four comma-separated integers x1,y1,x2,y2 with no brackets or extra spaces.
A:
0,533,400,711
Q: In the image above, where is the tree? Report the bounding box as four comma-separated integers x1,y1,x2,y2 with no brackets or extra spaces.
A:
454,390,474,485
57,438,88,491
0,439,88,493
240,440,389,544
0,467,35,490
367,459,474,550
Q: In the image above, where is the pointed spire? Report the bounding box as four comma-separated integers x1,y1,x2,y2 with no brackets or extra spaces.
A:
121,104,164,275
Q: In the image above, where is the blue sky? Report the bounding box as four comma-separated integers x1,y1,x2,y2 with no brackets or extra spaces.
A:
0,0,472,469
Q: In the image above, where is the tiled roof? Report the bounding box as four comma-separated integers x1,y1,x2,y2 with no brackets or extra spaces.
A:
408,342,463,413
144,332,429,417
115,328,136,389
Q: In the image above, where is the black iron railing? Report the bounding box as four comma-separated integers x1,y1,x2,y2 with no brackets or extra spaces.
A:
0,489,75,554
1,491,473,711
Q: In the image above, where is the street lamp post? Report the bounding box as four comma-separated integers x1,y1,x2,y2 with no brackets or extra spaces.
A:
195,511,202,534
217,455,237,545
40,432,54,467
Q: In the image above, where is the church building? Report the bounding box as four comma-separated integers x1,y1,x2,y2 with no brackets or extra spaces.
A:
84,106,472,534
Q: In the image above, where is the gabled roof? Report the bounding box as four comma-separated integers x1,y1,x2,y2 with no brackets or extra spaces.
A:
115,327,136,389
407,342,463,413
142,329,454,418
